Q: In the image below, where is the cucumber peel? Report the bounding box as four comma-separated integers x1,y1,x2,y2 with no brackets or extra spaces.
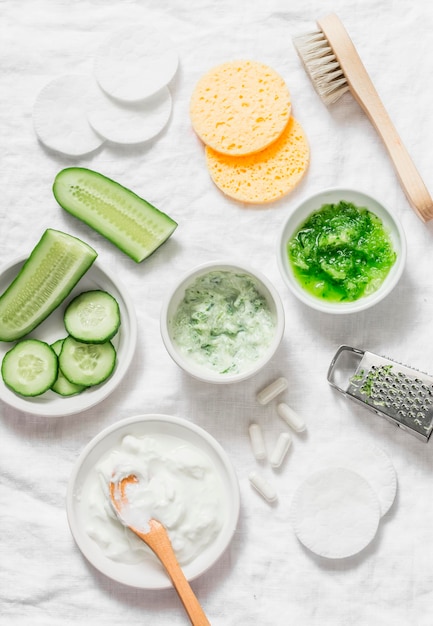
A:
0,229,97,342
53,167,178,263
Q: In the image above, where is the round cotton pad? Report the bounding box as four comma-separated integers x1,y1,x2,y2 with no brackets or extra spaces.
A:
205,116,309,203
291,467,381,559
94,26,179,103
190,60,291,156
33,75,105,157
309,440,397,517
87,86,172,145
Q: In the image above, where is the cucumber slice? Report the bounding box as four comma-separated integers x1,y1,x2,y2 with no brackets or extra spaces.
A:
1,339,58,397
53,167,178,263
64,290,120,343
51,339,86,397
0,229,97,342
59,336,116,386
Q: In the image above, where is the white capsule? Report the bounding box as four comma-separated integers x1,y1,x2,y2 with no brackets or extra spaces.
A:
277,403,306,433
256,377,288,405
249,471,278,502
248,423,267,460
270,432,292,468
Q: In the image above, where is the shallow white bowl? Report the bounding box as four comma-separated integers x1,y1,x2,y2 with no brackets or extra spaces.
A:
0,257,137,416
160,260,285,383
277,188,406,314
66,413,240,589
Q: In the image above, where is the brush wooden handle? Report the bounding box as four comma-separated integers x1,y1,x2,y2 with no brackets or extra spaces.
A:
318,13,433,222
135,520,211,626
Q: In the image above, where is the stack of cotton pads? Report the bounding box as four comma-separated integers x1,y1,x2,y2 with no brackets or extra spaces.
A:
190,60,310,204
33,25,179,156
290,439,397,559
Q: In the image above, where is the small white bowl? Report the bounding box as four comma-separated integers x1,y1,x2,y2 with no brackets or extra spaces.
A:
277,188,406,314
160,261,285,383
0,257,137,416
66,413,240,589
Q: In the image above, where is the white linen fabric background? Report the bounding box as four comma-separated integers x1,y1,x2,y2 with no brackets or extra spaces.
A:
2,0,433,624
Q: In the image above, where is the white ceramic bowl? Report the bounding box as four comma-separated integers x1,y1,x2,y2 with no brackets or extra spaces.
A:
66,414,240,589
277,188,406,314
160,260,285,383
0,257,137,416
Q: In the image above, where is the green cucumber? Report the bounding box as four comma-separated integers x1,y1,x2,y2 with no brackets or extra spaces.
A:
64,290,120,343
53,167,178,263
2,339,58,396
51,338,86,397
0,229,97,342
59,336,116,386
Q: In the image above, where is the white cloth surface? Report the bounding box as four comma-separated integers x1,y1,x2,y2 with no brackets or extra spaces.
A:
2,0,433,624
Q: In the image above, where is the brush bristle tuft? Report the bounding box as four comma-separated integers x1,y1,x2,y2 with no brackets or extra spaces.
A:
293,30,349,106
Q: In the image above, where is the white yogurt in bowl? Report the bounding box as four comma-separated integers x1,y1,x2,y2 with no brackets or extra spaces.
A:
84,433,225,566
67,414,240,589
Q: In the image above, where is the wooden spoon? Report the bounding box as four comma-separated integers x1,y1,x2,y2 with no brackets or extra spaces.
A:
109,474,211,626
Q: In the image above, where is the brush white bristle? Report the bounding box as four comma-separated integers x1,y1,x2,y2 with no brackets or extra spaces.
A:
293,30,349,106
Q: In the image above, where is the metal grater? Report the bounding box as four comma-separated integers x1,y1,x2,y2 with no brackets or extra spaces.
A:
327,345,433,442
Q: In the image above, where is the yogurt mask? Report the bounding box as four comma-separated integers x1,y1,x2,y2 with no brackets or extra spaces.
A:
83,434,225,565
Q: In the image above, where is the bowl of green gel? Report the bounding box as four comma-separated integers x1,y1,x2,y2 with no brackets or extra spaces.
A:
277,188,406,314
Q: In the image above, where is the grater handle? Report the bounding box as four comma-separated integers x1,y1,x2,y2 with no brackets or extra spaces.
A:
327,345,365,394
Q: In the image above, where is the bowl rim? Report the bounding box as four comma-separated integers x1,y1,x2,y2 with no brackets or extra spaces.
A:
160,259,285,383
277,187,407,314
66,413,241,589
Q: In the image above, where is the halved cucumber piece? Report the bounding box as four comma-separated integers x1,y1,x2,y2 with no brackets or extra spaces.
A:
51,338,86,397
1,339,58,397
59,336,116,386
0,229,97,342
64,290,120,343
53,167,178,263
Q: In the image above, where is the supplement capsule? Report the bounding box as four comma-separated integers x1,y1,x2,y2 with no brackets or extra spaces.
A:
256,377,288,405
277,402,306,433
248,423,266,460
248,471,278,502
270,432,292,468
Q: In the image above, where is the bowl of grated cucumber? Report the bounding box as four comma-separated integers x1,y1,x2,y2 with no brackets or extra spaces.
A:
0,242,137,417
160,261,285,384
277,188,406,314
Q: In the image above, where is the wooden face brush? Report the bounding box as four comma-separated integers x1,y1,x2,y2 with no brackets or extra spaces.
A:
293,13,433,222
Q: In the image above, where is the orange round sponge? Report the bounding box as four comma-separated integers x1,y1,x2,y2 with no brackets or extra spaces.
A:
190,60,291,156
205,116,310,204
